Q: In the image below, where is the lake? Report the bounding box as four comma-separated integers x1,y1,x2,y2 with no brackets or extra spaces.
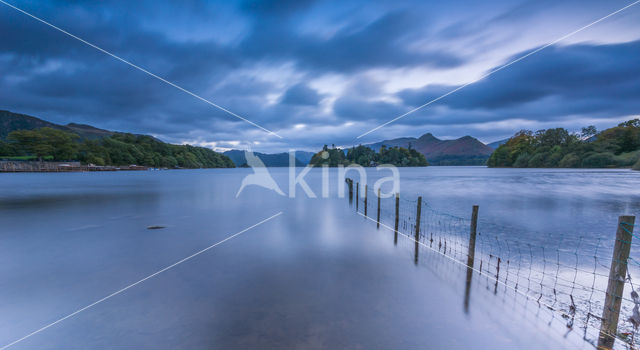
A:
0,167,638,349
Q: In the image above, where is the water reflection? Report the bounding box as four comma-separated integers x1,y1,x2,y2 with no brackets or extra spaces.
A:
464,265,473,313
0,169,605,349
380,202,594,348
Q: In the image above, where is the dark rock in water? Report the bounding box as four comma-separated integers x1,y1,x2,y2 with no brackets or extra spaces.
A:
147,225,166,230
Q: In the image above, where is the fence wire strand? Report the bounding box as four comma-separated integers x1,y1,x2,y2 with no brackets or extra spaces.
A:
346,180,638,349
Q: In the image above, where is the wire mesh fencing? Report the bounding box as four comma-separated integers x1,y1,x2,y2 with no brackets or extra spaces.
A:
345,179,639,349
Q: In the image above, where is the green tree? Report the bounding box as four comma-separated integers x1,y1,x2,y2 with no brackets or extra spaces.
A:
581,125,597,139
488,119,640,168
7,127,76,160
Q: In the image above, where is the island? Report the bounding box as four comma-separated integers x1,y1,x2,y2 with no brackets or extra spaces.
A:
309,144,428,167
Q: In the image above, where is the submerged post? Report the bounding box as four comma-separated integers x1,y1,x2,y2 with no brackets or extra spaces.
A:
414,196,422,265
598,215,635,349
377,187,381,228
364,184,368,217
394,193,400,245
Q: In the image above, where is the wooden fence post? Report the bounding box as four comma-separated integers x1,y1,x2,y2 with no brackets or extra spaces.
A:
345,178,353,203
364,184,368,217
377,188,381,228
414,196,422,264
464,205,480,313
467,205,479,268
598,215,635,349
394,193,399,244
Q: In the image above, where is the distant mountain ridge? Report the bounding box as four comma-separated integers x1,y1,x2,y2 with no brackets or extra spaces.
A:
0,110,116,140
487,138,509,149
223,150,314,167
367,133,494,165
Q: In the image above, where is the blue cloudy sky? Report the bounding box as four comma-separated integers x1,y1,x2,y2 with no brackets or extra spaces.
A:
1,0,639,152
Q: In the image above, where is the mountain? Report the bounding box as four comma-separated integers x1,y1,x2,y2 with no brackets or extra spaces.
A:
64,123,115,139
1,110,115,140
223,150,309,167
487,138,509,149
292,151,315,164
367,133,494,165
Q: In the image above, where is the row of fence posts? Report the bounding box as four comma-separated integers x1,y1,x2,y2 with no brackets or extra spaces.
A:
345,178,636,349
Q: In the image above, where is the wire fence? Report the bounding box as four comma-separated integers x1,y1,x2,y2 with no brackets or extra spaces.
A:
346,179,639,349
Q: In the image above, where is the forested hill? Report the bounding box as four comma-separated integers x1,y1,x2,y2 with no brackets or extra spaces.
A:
0,110,234,168
487,119,640,170
0,110,117,140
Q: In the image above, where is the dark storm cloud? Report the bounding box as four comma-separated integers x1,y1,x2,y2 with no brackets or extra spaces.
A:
280,83,322,105
1,0,639,152
241,0,317,16
0,1,462,131
394,40,640,125
239,10,466,73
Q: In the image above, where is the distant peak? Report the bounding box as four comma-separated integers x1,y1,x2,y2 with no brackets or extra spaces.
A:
418,132,439,141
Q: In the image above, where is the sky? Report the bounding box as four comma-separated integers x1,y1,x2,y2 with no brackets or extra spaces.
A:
1,0,639,153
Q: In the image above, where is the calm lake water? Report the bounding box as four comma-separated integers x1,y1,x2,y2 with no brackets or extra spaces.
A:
0,167,638,349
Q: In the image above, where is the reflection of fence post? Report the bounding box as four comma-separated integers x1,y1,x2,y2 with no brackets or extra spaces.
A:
394,193,399,244
598,215,635,350
356,182,359,211
467,205,479,267
377,188,381,228
415,197,422,238
414,196,422,265
364,184,368,217
347,178,353,202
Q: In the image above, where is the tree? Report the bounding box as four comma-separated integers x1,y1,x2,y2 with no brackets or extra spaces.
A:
5,128,234,168
8,129,53,160
581,125,597,139
40,128,78,160
487,120,640,168
0,140,17,157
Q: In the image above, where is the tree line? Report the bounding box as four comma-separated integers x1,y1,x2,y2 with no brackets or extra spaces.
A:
0,127,235,168
310,144,428,167
487,119,640,169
